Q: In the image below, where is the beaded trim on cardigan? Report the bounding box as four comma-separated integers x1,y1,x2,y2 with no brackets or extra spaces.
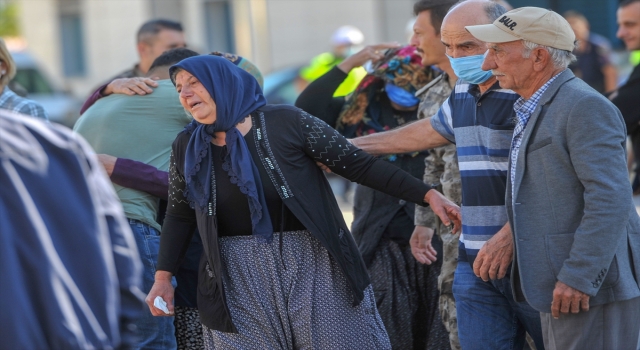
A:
252,111,294,199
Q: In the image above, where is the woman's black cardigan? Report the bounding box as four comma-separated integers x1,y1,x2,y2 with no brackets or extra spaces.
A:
157,105,432,332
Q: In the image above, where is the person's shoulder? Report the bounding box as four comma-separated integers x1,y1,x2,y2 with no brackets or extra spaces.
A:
416,73,447,97
15,97,47,118
172,129,192,149
78,94,127,126
561,76,608,101
259,104,305,120
629,64,640,82
453,79,471,94
556,77,621,117
0,88,48,120
155,79,178,92
258,104,317,136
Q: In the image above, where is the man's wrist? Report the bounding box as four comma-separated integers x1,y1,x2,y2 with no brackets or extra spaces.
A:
337,61,354,74
100,83,112,96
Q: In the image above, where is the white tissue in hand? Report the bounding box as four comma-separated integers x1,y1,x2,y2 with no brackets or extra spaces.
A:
154,296,170,314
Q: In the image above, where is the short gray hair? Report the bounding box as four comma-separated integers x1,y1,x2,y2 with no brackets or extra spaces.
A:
450,0,507,23
484,1,507,22
522,40,577,69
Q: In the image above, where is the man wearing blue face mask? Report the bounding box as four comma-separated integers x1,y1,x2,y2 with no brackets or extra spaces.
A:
351,1,545,349
447,51,493,84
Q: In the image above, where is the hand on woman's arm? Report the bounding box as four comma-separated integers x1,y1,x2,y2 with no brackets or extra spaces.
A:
103,77,159,96
80,78,160,114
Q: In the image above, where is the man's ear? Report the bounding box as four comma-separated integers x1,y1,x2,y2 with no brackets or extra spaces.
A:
532,47,550,72
137,41,149,58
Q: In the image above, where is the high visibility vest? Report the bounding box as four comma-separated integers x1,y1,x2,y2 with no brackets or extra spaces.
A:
300,52,367,97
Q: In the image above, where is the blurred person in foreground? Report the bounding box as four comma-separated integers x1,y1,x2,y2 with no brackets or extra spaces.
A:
469,6,640,349
350,1,546,349
146,55,460,349
296,43,451,349
610,0,640,193
0,38,48,120
299,25,368,97
0,110,144,349
564,10,617,94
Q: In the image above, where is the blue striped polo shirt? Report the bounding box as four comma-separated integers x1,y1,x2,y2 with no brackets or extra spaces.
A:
430,80,518,263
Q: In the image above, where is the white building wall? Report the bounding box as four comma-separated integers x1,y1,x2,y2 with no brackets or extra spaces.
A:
17,0,418,96
378,0,419,44
182,0,207,53
18,0,61,88
81,0,148,92
18,0,150,96
265,0,379,72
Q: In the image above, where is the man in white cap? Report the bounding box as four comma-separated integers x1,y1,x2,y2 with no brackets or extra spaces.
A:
467,6,640,349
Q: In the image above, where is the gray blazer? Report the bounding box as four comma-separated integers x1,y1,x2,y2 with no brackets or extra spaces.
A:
507,69,640,313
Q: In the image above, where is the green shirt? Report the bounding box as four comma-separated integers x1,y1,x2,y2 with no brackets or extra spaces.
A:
74,80,191,230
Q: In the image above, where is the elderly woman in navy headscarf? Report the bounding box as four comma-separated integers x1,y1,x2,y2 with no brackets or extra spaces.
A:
145,55,460,349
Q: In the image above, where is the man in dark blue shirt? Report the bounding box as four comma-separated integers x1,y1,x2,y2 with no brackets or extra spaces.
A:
0,111,144,349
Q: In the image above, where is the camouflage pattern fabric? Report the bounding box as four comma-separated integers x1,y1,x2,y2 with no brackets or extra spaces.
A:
414,73,462,350
439,294,460,350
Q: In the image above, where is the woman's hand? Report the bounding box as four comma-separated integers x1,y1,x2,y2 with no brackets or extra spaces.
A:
337,42,401,73
103,77,159,96
145,271,175,316
423,189,461,234
410,225,438,265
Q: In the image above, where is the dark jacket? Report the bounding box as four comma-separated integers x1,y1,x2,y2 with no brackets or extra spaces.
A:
611,64,640,134
157,105,433,332
295,66,428,264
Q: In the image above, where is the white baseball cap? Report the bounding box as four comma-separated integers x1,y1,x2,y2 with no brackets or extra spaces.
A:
465,7,576,52
331,26,364,46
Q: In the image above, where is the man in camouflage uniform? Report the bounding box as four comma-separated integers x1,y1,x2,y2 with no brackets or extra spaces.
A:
407,1,461,349
412,72,462,350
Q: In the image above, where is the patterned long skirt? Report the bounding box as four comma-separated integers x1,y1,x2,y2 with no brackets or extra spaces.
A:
174,306,204,349
368,238,451,349
202,230,391,349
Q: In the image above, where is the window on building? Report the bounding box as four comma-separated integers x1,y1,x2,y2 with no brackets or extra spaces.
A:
204,0,235,53
58,0,86,77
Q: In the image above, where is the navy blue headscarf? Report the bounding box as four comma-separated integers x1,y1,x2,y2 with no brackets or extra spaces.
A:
169,55,272,242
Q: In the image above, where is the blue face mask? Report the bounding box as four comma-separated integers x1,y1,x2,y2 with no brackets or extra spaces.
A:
447,51,493,84
385,83,419,108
